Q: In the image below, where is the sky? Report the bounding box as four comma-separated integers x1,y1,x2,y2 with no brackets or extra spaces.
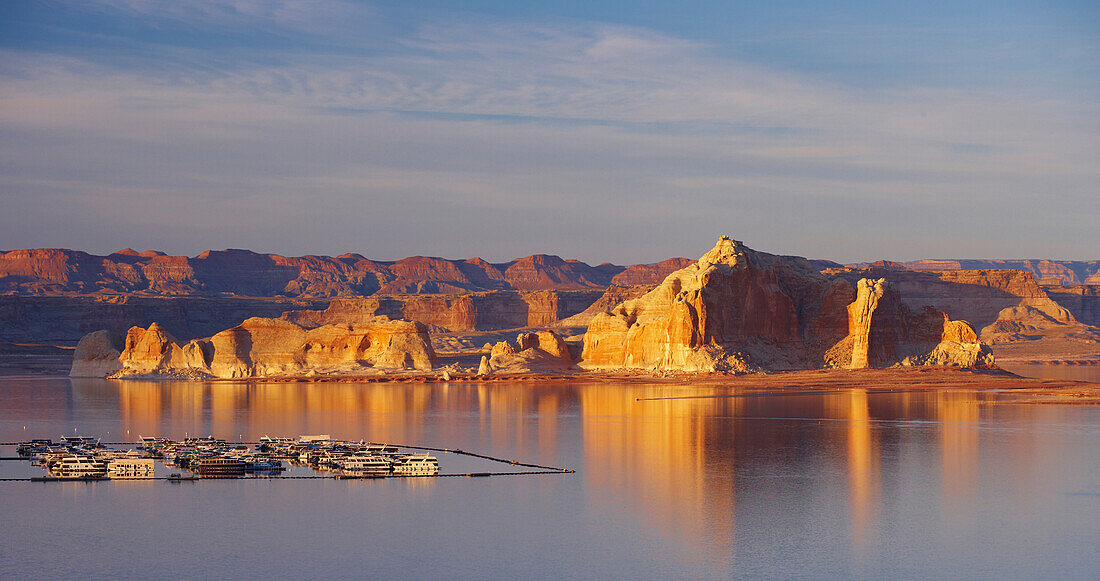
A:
0,1,1097,264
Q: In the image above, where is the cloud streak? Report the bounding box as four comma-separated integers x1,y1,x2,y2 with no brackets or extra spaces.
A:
0,1,1096,262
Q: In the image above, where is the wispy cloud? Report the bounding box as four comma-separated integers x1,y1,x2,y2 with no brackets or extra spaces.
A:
0,1,1096,261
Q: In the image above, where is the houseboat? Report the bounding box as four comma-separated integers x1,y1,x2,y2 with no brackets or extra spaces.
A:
191,457,246,477
391,454,439,476
107,457,155,479
336,454,392,476
49,455,108,479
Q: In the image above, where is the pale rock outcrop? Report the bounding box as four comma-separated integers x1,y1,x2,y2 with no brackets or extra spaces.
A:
69,330,124,377
107,316,435,378
477,355,491,376
487,330,575,374
490,340,517,358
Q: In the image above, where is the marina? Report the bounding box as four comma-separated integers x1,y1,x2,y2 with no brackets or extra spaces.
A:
3,434,574,482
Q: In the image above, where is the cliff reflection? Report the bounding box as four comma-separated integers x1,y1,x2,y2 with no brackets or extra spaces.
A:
66,378,1009,563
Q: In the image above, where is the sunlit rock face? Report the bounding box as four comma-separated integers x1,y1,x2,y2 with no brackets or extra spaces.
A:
92,316,436,378
581,237,994,373
825,278,995,369
582,236,848,372
484,330,575,374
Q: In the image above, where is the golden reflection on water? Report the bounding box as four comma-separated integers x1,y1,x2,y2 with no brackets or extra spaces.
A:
579,385,739,573
834,389,880,547
937,391,980,509
63,378,1074,566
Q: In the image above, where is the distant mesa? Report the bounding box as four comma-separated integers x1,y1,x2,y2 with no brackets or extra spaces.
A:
111,248,166,258
0,247,691,297
846,258,1100,286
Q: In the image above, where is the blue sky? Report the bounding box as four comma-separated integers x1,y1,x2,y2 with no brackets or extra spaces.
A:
0,1,1096,263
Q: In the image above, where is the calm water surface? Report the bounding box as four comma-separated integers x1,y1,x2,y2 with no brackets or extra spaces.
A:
0,376,1097,580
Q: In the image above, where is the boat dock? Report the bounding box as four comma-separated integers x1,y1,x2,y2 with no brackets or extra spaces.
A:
0,435,575,483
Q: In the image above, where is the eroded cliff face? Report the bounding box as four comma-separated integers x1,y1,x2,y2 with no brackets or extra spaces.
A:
581,238,994,373
581,237,849,372
1044,285,1100,327
78,317,436,378
824,278,994,369
824,267,1097,354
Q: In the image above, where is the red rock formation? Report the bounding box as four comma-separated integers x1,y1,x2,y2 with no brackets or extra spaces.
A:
582,238,993,373
582,237,847,372
499,255,617,290
853,259,1100,286
608,258,694,286
0,248,671,296
827,278,994,369
0,294,322,345
281,290,603,332
1044,285,1100,327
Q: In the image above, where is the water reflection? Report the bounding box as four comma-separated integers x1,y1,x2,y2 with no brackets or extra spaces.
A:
3,378,1096,578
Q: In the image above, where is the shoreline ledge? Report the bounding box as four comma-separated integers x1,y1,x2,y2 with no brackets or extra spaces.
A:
104,367,1100,404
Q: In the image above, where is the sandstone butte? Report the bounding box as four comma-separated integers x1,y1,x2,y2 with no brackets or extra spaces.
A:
71,317,436,379
580,236,995,373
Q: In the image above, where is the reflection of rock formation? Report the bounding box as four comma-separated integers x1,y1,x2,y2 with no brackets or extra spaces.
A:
582,237,993,372
936,391,980,507
74,317,436,378
829,389,881,545
579,385,738,570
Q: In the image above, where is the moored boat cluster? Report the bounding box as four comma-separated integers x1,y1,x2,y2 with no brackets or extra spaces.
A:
254,435,439,478
16,434,438,480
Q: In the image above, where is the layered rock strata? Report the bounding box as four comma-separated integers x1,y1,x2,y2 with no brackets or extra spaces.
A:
825,278,995,369
861,259,1100,285
581,237,994,373
0,248,688,296
282,290,603,332
74,317,436,378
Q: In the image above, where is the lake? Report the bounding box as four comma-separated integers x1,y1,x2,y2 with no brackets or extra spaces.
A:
1,375,1097,579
